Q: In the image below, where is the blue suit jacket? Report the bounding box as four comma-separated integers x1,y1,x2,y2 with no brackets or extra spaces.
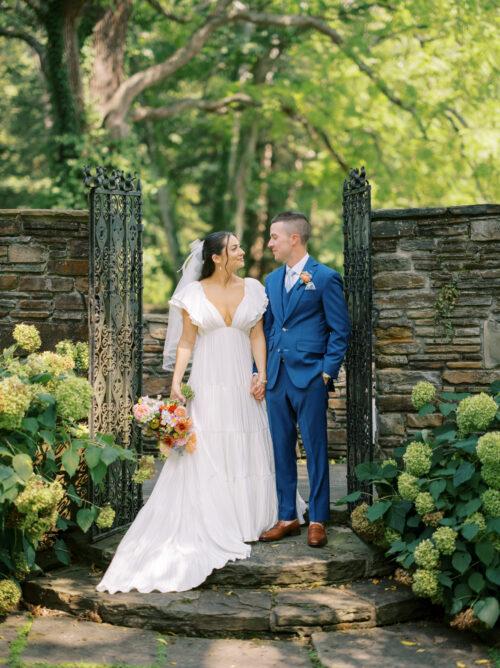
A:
263,256,351,390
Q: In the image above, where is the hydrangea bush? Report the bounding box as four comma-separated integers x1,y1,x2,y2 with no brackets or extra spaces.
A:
0,325,153,616
340,379,500,630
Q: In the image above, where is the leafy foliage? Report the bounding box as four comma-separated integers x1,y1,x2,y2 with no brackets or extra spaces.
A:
0,324,137,599
339,380,500,629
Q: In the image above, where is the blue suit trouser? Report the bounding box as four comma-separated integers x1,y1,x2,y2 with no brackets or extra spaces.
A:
266,361,330,522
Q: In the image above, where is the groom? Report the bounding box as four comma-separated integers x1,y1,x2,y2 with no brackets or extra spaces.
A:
254,211,350,548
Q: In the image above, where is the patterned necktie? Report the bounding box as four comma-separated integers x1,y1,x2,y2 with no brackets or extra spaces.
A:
285,268,296,293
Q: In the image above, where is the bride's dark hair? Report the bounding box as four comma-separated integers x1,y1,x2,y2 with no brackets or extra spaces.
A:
200,231,232,279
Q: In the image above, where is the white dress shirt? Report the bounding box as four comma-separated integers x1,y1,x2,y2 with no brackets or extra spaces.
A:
285,253,310,292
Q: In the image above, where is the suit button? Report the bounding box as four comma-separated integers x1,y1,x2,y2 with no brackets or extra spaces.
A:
277,348,281,353
282,327,288,331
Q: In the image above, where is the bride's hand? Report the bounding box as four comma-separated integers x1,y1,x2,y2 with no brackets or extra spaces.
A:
170,381,186,404
251,375,266,402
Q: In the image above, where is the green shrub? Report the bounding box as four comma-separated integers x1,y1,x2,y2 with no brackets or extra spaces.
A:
340,379,500,630
0,324,138,597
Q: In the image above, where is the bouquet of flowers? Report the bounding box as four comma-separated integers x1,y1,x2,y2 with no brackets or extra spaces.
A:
132,385,196,458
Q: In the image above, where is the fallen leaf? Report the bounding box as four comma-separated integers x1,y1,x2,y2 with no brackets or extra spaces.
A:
371,579,380,585
401,640,417,647
474,661,491,665
456,662,467,668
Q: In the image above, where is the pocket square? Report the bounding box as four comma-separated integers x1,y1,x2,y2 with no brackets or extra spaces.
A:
305,282,316,290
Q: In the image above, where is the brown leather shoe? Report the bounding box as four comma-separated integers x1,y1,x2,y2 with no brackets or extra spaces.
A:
259,519,301,542
308,522,328,548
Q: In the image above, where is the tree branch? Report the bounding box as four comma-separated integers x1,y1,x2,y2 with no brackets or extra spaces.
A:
0,27,46,73
131,93,258,122
144,0,189,23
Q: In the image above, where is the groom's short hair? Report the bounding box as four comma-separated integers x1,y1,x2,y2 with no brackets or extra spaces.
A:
271,211,311,244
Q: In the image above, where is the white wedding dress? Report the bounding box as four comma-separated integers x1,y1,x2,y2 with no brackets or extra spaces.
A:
96,277,305,594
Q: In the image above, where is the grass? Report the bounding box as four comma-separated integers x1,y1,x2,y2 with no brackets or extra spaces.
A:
8,616,32,668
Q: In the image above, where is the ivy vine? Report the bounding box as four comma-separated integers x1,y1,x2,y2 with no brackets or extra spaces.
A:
433,276,459,341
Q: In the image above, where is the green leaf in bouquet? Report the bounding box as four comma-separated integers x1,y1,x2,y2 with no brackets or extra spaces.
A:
475,541,495,566
468,571,485,594
473,597,499,629
438,572,453,588
54,538,71,565
366,500,391,522
429,478,446,500
84,446,101,469
101,446,120,466
333,490,362,505
181,383,195,400
76,507,97,533
453,462,475,487
452,550,472,574
418,403,436,416
61,445,80,477
438,402,456,417
461,523,480,541
486,517,500,534
12,453,32,481
485,567,500,586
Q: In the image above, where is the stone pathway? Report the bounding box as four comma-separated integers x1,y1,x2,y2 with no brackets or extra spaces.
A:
1,612,496,667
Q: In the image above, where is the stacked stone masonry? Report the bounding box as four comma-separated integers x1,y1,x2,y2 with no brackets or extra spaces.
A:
372,204,500,455
0,209,89,350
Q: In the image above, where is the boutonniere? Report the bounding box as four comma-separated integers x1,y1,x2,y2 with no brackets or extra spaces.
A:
299,271,316,290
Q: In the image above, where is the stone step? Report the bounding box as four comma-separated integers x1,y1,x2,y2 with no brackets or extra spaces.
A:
68,526,390,589
22,568,428,638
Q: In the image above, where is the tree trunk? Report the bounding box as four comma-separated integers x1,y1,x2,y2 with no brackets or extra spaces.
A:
248,142,273,279
232,120,259,240
89,0,133,123
62,0,86,124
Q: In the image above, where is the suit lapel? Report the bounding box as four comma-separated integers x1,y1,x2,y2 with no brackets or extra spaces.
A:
271,265,285,322
283,256,318,323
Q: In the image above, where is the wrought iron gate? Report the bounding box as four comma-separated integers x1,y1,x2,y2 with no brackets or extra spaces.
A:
342,167,373,504
83,166,143,540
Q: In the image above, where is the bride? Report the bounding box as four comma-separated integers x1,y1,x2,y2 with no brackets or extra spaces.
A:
96,231,305,594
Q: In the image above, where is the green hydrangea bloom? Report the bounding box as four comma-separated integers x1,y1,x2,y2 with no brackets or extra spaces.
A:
53,376,93,421
456,393,497,435
415,492,435,516
403,441,433,477
481,488,500,517
481,462,500,490
132,455,156,485
414,539,440,569
384,527,401,546
13,323,41,353
0,375,33,429
398,472,420,501
55,340,75,358
25,351,74,378
0,580,21,616
74,342,89,372
411,569,441,599
432,526,458,555
476,432,500,466
14,475,63,542
350,502,385,543
463,512,487,534
411,381,437,410
96,504,115,529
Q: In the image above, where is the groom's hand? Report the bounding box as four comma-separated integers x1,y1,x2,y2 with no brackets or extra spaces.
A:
250,374,265,401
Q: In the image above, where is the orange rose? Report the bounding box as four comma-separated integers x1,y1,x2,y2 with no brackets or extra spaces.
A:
300,271,312,284
175,406,187,417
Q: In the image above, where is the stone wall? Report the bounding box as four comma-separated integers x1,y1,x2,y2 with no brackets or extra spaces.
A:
0,209,89,350
143,312,348,458
372,203,500,455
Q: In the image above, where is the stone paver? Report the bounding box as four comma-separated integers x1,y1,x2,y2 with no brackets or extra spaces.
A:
158,636,310,667
0,613,31,665
271,579,427,632
23,616,159,666
312,621,494,668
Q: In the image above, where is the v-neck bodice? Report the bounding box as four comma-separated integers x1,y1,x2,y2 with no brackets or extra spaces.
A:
198,280,247,328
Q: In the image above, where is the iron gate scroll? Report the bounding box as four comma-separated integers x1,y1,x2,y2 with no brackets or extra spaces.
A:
83,166,144,540
342,167,373,504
